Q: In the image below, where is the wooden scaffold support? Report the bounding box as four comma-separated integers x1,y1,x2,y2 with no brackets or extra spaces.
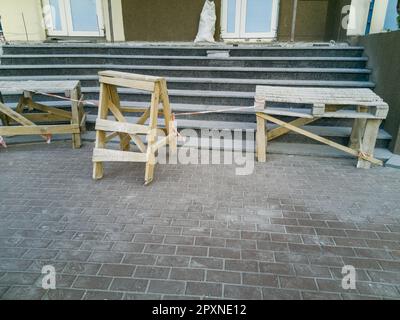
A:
0,81,85,149
92,71,177,185
254,86,389,169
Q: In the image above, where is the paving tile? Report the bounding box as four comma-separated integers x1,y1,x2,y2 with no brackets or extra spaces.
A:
206,270,241,284
110,278,149,293
88,251,124,264
83,291,124,300
73,276,112,290
170,268,205,281
1,286,45,300
98,264,135,277
134,266,170,279
262,288,301,300
279,276,318,291
148,280,185,295
2,144,400,300
224,285,262,300
186,282,222,298
242,273,278,287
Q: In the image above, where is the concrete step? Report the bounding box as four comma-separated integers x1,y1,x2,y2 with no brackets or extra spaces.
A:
0,75,375,94
0,64,371,81
0,54,368,69
1,43,366,57
2,86,376,108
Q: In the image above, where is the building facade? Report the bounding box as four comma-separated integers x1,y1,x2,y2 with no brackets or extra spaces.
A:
0,0,398,42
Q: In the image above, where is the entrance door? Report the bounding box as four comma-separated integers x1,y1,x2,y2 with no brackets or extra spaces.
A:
222,0,279,39
44,0,104,37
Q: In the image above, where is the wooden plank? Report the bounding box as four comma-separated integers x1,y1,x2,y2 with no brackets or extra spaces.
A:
137,108,151,125
151,136,169,153
257,113,383,166
0,124,79,136
107,85,131,152
25,100,72,119
256,115,266,162
99,70,163,83
70,87,82,149
0,102,36,126
255,86,388,111
357,119,382,169
99,76,155,92
93,148,148,163
267,117,317,141
8,113,68,123
349,106,368,150
105,132,119,143
119,107,150,113
96,118,149,135
107,97,147,153
15,96,26,114
93,83,110,180
145,83,161,185
0,80,80,93
261,108,314,119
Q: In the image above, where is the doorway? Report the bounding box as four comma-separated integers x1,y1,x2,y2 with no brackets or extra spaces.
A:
43,0,104,37
221,0,280,40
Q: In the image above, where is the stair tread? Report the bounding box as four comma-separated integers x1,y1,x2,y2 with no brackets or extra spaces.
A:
0,54,369,61
0,75,375,88
1,43,365,50
0,64,372,73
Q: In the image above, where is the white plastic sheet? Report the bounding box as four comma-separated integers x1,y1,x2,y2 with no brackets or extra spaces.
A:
194,0,216,43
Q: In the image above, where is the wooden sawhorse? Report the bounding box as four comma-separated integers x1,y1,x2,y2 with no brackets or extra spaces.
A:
254,86,389,169
0,81,85,149
92,71,176,185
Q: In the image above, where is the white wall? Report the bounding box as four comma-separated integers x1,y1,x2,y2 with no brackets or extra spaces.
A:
0,0,125,42
370,0,389,33
347,0,371,36
0,0,46,41
101,0,125,42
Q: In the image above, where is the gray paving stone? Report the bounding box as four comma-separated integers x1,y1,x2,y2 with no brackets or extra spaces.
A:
1,286,46,300
98,264,136,277
83,290,124,300
206,270,241,284
2,143,400,300
73,276,112,290
186,281,222,298
110,278,148,293
148,280,185,295
170,268,205,281
262,288,301,300
134,266,170,279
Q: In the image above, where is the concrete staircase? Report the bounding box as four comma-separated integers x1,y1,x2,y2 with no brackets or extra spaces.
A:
0,43,392,153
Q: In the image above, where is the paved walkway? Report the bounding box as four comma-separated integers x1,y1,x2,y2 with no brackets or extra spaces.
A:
0,142,400,300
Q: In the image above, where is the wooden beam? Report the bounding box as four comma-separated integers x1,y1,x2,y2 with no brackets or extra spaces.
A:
0,124,79,136
96,119,149,135
25,100,72,119
257,113,383,166
267,117,317,141
93,148,148,163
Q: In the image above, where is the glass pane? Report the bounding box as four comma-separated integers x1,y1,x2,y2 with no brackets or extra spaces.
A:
384,0,399,31
49,0,63,31
70,0,99,32
245,0,273,33
227,0,237,33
